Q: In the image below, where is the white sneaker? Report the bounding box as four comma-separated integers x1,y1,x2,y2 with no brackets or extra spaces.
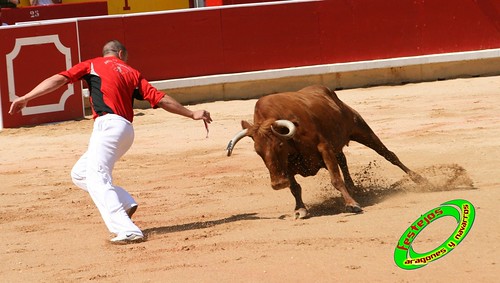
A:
110,233,144,244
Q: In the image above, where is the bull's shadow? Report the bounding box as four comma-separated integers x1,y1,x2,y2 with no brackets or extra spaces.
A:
142,213,265,237
306,162,476,217
306,184,403,217
140,189,391,237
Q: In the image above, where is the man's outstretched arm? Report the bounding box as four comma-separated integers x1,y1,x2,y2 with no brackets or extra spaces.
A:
156,94,212,123
9,74,69,115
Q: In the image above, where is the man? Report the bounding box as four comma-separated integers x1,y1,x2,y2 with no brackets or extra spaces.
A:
9,40,213,244
1,0,19,25
0,0,18,8
30,0,61,5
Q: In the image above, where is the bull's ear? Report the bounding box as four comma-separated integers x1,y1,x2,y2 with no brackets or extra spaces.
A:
241,120,252,129
241,120,255,140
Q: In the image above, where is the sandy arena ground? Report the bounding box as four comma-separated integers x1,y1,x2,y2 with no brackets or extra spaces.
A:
1,76,499,282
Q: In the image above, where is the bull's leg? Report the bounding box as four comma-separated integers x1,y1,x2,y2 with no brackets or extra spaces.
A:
289,176,308,219
351,119,429,185
336,151,356,194
319,144,362,213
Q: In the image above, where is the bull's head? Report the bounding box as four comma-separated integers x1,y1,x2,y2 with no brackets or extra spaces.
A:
227,119,296,190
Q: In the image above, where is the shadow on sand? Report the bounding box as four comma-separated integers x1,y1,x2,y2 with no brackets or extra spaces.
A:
307,163,476,218
144,163,476,235
307,185,404,218
143,213,267,237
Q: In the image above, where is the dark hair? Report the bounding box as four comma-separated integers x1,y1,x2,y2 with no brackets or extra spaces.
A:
102,40,128,58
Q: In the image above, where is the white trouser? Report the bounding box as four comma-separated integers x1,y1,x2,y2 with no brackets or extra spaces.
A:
71,114,142,237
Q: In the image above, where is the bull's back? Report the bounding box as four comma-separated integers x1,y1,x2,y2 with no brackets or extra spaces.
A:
256,85,347,121
256,85,360,148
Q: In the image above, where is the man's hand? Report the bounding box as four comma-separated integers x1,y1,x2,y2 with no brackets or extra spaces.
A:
192,110,212,138
8,74,69,115
192,110,212,123
156,95,212,137
9,96,27,115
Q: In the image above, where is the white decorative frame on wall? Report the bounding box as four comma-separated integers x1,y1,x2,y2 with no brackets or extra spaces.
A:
6,34,73,116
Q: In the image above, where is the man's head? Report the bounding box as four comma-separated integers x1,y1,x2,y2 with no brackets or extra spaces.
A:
102,40,128,62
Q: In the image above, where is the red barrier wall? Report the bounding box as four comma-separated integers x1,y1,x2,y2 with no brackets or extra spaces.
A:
8,0,498,82
123,9,226,80
84,0,498,81
1,0,500,128
319,0,500,63
320,0,421,62
220,1,322,74
420,0,500,53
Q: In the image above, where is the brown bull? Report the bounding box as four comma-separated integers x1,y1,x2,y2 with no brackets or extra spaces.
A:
227,85,428,218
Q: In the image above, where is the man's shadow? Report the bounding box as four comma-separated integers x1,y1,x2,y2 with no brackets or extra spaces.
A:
143,213,266,237
143,185,402,237
142,186,395,237
143,165,476,234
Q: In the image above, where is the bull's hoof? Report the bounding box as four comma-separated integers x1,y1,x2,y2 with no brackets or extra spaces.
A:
294,208,308,219
345,204,363,213
409,171,434,190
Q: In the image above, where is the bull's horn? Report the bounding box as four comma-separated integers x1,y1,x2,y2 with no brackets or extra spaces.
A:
226,129,248,156
271,120,296,139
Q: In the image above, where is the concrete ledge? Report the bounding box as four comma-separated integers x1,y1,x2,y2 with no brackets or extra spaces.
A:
153,48,500,105
84,48,500,108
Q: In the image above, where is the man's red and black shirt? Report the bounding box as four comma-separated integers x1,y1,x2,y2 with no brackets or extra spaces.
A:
60,56,164,122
